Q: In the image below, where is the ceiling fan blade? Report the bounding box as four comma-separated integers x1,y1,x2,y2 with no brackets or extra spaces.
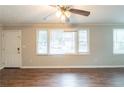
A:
69,8,90,16
49,5,57,7
42,11,56,20
49,5,62,7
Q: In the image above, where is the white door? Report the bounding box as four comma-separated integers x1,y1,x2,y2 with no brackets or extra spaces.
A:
4,30,21,67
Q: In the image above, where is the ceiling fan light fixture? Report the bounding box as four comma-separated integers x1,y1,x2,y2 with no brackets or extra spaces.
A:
61,14,66,22
56,9,62,17
56,7,71,22
50,5,90,22
64,11,71,18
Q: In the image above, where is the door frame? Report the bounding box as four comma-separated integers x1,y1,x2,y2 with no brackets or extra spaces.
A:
3,30,22,68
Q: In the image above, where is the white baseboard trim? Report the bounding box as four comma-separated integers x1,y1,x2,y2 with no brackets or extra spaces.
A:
0,66,4,70
21,65,124,69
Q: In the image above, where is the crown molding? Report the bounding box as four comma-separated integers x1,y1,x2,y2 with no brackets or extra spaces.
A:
2,23,124,27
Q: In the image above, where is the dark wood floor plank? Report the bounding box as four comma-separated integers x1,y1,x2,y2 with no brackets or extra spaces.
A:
1,68,124,87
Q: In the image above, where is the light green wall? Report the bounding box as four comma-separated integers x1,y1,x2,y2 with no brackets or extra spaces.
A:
3,24,124,67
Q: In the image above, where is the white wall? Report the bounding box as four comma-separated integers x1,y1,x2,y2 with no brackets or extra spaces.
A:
3,24,124,68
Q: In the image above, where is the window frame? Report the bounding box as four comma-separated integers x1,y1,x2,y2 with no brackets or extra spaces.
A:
113,29,124,54
36,29,90,56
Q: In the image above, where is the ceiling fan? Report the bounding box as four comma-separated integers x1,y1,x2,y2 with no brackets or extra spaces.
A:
44,5,90,22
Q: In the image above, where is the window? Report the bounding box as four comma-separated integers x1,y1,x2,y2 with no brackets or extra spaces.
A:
50,30,64,54
64,32,76,54
113,29,124,54
50,30,76,54
78,30,89,53
37,29,89,55
37,30,47,54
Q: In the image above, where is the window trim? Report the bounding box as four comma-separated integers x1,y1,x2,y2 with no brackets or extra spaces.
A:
36,29,90,56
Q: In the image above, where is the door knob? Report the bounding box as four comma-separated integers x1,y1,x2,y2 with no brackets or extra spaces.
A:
17,48,20,54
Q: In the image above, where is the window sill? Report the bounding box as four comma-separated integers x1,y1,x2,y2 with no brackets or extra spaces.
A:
36,53,90,56
113,53,124,55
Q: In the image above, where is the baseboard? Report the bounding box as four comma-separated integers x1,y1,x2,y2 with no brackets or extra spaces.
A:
0,65,4,70
21,65,124,69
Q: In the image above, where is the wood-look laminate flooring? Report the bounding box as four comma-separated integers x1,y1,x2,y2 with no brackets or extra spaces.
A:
1,68,124,87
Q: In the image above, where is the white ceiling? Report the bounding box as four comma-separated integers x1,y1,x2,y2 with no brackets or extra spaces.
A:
0,5,124,24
